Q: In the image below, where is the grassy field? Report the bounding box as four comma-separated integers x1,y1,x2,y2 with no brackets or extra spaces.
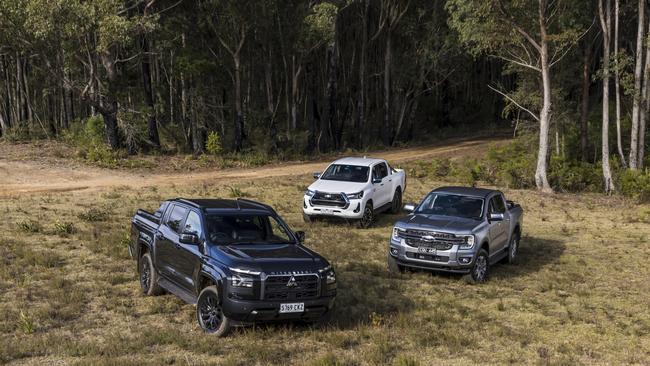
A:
1,164,650,365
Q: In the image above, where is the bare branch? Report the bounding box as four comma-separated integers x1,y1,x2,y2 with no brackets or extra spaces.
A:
488,84,540,121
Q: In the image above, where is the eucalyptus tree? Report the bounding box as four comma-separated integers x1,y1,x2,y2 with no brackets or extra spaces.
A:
447,0,587,193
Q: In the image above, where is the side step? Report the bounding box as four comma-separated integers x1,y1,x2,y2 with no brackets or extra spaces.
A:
158,278,198,305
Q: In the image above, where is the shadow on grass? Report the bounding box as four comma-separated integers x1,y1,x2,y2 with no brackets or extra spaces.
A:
490,235,565,280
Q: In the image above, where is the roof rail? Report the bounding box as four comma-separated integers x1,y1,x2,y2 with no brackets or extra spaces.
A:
236,198,275,213
176,198,201,208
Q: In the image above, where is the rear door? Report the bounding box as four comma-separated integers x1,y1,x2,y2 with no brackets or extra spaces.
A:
174,210,204,291
155,204,188,282
371,163,392,208
487,195,508,256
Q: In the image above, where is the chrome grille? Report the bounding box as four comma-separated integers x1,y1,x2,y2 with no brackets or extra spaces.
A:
311,191,348,208
399,229,464,250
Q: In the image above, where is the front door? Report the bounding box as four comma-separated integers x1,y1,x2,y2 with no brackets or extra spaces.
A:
372,163,391,208
175,210,204,291
487,195,508,256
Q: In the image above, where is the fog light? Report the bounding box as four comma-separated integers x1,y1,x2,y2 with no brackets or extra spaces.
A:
353,203,360,213
459,257,471,264
303,199,308,209
390,247,399,256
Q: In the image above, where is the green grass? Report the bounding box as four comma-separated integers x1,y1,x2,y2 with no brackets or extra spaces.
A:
1,168,649,365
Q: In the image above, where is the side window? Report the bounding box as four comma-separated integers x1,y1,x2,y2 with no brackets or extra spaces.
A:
184,211,203,237
372,163,388,180
489,196,506,214
166,205,188,234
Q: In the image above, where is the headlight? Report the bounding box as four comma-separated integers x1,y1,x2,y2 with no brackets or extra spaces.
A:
346,191,364,199
229,268,260,288
459,235,475,249
326,270,336,284
392,227,405,240
305,189,315,197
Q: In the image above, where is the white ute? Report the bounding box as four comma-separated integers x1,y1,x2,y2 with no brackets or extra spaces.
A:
303,157,406,228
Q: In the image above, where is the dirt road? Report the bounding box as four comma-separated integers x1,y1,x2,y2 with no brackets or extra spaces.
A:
0,136,507,197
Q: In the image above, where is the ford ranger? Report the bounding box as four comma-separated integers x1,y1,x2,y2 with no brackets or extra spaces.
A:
129,198,337,336
388,186,523,283
303,157,406,228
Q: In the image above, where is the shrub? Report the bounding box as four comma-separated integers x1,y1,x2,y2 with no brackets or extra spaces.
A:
205,131,223,155
548,157,602,192
54,221,76,236
17,220,41,233
619,169,650,202
78,207,110,222
483,138,536,189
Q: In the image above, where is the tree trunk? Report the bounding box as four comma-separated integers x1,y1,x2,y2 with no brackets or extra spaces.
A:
383,28,393,146
639,17,650,168
581,38,592,162
326,42,339,150
630,0,645,169
599,0,615,193
536,0,553,193
141,34,160,149
233,54,244,152
614,0,627,167
355,0,369,149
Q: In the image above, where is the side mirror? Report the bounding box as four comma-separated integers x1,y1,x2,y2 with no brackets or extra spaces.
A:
403,203,416,213
179,232,199,244
372,177,382,184
295,231,305,243
488,213,504,222
313,172,321,179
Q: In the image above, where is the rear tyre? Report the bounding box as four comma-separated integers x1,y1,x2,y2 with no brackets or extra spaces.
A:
139,252,163,296
197,286,231,337
464,249,489,284
387,253,404,274
390,189,402,214
357,203,374,228
507,232,520,264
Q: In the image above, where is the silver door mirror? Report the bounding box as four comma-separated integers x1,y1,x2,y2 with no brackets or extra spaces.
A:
313,172,321,179
488,213,504,221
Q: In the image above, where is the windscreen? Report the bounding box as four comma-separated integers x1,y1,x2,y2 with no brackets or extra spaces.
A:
320,164,369,183
416,194,484,220
205,214,293,245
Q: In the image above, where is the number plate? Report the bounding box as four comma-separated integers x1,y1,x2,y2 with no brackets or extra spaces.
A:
418,247,437,255
321,208,333,214
279,303,305,313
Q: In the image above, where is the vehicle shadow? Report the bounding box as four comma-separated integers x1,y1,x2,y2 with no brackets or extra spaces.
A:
489,236,566,280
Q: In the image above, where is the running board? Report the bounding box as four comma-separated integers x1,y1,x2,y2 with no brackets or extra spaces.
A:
158,278,198,305
489,250,508,265
374,202,393,214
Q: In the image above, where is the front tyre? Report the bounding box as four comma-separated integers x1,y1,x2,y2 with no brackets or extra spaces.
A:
465,249,489,284
357,203,374,228
197,286,231,337
387,253,404,274
139,252,163,296
390,189,402,214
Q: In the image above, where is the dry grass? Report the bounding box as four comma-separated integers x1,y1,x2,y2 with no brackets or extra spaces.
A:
1,168,650,365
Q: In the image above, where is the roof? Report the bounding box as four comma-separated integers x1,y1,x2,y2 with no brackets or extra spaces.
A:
172,198,274,212
332,156,385,167
431,186,498,198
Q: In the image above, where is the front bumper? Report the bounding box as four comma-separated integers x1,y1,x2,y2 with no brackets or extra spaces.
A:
302,196,365,219
389,237,476,274
222,295,336,323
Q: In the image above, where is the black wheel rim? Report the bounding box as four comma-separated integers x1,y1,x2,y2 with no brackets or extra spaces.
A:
140,259,151,292
198,292,223,332
361,207,372,227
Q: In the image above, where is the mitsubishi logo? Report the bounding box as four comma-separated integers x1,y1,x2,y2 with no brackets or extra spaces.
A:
286,275,298,288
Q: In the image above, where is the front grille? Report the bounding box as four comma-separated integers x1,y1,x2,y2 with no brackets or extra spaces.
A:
263,274,319,300
311,191,348,208
406,252,450,262
399,229,464,250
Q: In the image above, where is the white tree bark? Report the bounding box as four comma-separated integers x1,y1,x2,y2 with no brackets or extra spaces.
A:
536,0,553,193
639,18,650,169
599,0,615,194
630,0,645,169
614,0,627,167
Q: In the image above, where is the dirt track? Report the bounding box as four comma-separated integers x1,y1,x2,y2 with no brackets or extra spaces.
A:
0,136,508,197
